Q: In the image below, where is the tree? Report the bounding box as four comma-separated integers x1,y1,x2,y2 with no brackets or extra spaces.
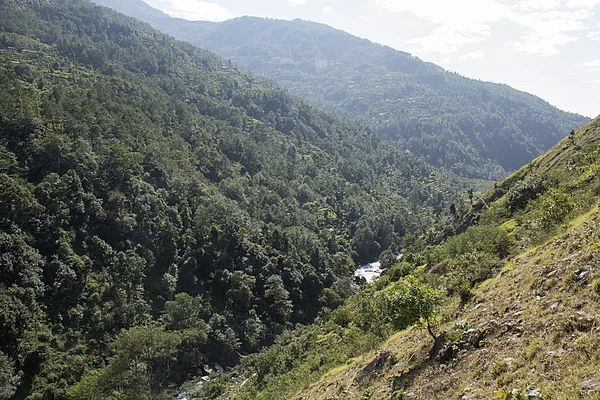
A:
68,325,181,399
264,275,292,323
375,276,443,341
0,351,20,400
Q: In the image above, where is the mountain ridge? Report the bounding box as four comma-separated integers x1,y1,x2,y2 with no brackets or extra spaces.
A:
91,0,589,180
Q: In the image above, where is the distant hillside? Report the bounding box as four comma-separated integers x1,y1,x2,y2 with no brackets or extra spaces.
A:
91,0,589,180
209,115,600,399
0,0,473,398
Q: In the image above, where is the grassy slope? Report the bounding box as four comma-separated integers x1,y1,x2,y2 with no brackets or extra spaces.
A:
295,117,600,400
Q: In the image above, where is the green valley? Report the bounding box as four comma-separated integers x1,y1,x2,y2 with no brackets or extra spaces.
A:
213,116,600,400
0,1,598,400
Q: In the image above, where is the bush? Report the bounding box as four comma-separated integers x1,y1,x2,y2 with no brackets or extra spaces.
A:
526,188,574,231
430,225,514,264
446,252,502,301
198,374,231,400
506,174,547,212
329,307,352,327
386,261,416,281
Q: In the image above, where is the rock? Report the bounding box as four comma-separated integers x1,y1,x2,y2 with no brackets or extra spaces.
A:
437,343,460,363
526,387,542,398
355,353,389,383
577,311,595,321
440,379,454,390
468,329,487,349
580,379,599,391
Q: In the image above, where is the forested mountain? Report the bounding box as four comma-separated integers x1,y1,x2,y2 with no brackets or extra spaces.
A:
212,117,600,399
0,0,475,398
90,0,589,180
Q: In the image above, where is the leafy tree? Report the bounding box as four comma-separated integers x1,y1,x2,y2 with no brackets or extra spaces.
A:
264,275,293,323
0,351,20,400
68,325,181,399
375,277,443,340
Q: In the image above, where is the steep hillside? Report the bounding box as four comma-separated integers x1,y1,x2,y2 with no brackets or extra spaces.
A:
91,0,588,180
212,117,600,399
0,1,472,398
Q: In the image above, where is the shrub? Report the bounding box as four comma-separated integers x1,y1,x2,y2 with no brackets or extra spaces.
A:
592,278,600,295
506,174,547,212
386,261,416,281
526,188,574,232
446,252,502,301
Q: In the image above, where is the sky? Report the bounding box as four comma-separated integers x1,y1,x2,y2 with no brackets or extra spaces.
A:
142,0,600,118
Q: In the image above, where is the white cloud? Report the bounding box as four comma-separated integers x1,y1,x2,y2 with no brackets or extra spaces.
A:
376,0,511,53
508,6,596,55
407,24,493,54
375,0,600,56
458,50,485,61
324,5,333,13
578,60,600,71
566,0,600,7
155,0,234,21
517,0,562,11
509,32,576,56
284,0,306,7
588,31,600,40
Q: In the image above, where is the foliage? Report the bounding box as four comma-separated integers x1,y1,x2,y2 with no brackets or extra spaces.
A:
68,325,181,399
506,174,547,211
0,351,20,400
374,277,443,337
427,225,514,265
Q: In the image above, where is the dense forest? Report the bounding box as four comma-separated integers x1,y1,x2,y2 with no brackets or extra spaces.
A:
0,0,480,398
90,0,588,180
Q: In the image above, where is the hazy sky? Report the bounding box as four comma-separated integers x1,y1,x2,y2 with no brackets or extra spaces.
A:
143,0,600,117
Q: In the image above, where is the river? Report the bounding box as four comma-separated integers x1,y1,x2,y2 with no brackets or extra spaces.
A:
354,261,383,283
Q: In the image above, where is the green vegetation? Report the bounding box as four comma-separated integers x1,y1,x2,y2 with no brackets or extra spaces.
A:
0,1,478,398
1,1,597,399
91,0,588,180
